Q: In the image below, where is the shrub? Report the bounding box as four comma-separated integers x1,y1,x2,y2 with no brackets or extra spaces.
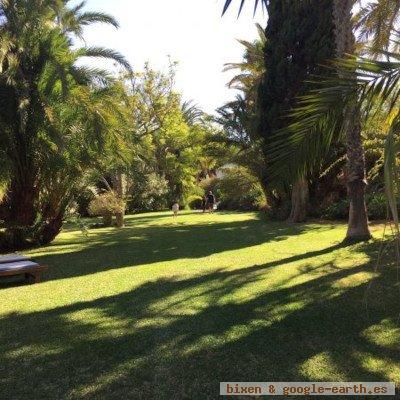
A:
75,188,96,217
320,192,389,221
263,200,292,221
88,191,125,217
127,173,169,213
366,193,388,220
321,199,349,220
202,167,266,211
187,195,204,210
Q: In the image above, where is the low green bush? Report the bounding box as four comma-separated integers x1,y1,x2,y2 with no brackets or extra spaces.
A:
321,199,349,220
366,193,388,220
321,192,389,221
187,195,204,210
202,167,266,211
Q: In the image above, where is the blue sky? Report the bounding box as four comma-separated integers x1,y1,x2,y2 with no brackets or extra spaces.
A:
74,0,265,113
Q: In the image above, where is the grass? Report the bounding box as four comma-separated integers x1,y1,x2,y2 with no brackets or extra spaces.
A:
0,211,399,399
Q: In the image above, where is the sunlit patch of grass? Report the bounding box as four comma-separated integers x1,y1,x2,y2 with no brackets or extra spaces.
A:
0,211,399,399
355,352,400,383
333,271,378,288
300,351,349,381
363,319,400,349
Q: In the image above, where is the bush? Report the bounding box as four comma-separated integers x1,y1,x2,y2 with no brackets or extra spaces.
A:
187,195,204,210
127,173,169,213
321,199,349,220
202,167,266,211
75,188,96,217
366,193,387,220
88,191,125,217
263,200,292,221
320,192,389,221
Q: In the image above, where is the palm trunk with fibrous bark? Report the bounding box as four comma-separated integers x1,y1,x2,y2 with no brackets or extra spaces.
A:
1,78,42,249
333,0,371,241
287,178,309,223
112,172,126,228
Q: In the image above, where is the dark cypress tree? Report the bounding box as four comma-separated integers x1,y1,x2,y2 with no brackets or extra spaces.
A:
259,0,337,221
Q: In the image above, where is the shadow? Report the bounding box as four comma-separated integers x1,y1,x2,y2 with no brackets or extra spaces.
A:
0,238,398,399
123,211,200,225
60,211,201,233
2,214,340,283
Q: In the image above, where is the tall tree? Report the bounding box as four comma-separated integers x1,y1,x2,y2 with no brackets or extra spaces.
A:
332,0,370,239
223,0,372,239
264,0,336,222
223,0,336,222
218,27,271,201
0,0,130,248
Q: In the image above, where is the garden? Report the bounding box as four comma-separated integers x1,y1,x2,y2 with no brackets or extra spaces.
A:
1,0,400,398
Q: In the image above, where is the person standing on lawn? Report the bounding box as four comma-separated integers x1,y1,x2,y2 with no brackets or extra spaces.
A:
202,195,207,213
206,190,216,213
172,202,179,218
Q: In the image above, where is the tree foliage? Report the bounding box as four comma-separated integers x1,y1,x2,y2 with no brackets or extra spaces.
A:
0,0,130,248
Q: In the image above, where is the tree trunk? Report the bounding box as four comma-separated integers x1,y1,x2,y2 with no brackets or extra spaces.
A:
344,107,371,239
287,178,309,223
1,72,43,249
33,192,71,245
37,213,64,245
115,212,125,228
112,172,126,228
1,168,39,249
333,0,371,241
103,213,112,227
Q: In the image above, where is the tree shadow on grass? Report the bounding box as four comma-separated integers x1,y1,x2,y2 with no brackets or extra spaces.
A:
1,216,340,284
61,211,202,232
0,240,398,399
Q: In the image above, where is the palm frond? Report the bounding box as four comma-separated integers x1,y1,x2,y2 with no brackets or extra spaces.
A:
69,65,111,86
354,0,400,54
77,46,132,71
265,52,400,184
181,100,204,125
222,0,268,16
384,112,400,236
68,1,87,15
76,12,119,29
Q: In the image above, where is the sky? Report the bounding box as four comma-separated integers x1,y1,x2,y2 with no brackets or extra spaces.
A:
74,0,266,114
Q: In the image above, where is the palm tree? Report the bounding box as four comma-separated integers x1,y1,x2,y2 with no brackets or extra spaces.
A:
355,0,400,54
0,0,130,248
223,0,371,239
218,25,271,200
271,50,400,235
216,96,269,198
223,23,266,99
331,0,371,240
181,100,204,125
38,80,132,241
222,0,268,16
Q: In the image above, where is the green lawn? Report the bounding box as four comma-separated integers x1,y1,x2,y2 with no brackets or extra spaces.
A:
0,211,399,399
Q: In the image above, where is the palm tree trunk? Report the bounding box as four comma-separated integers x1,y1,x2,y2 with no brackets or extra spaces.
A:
2,146,39,249
37,212,64,245
333,0,371,241
287,178,309,223
2,73,43,248
113,172,125,228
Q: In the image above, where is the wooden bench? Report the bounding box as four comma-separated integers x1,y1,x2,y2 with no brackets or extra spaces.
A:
0,254,29,264
0,259,47,284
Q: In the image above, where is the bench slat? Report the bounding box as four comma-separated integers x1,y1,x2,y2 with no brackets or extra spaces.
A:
0,261,39,272
0,254,29,264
